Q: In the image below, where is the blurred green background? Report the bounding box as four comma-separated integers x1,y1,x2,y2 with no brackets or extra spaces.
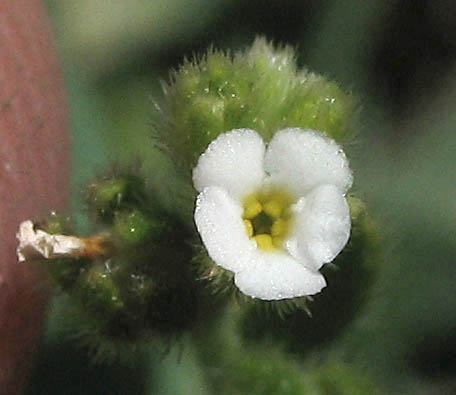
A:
26,0,456,394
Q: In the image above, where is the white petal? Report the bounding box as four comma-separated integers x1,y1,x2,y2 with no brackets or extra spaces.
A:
291,184,351,271
193,129,265,200
234,251,326,300
264,128,353,196
194,186,256,272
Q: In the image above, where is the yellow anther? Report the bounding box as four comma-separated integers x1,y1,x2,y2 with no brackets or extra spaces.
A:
263,200,284,218
242,189,295,253
271,219,288,237
281,208,293,221
253,234,276,251
243,219,254,237
272,236,285,248
243,199,262,219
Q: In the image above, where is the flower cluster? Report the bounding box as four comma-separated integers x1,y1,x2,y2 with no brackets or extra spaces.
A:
193,128,352,300
15,39,366,361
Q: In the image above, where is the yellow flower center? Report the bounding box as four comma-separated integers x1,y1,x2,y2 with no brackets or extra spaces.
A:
242,189,294,251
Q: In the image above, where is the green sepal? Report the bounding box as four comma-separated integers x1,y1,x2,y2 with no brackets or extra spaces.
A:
192,242,312,316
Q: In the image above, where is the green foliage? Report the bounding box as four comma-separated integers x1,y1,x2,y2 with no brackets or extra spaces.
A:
193,306,382,395
156,37,358,173
224,357,381,395
302,362,382,395
222,350,309,395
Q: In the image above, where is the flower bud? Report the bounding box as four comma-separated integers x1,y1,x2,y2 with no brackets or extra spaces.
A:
39,211,73,235
113,209,164,245
79,261,124,316
88,175,146,223
156,37,357,174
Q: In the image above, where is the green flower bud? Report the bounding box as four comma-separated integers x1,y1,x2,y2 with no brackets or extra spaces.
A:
156,37,357,173
88,175,146,223
79,262,125,316
39,211,73,235
35,212,86,289
283,76,358,143
113,209,164,245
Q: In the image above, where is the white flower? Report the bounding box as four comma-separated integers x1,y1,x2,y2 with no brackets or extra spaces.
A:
193,128,353,300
